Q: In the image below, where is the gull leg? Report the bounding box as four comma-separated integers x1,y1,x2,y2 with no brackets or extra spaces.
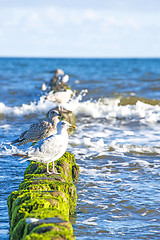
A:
47,162,50,174
46,161,60,175
58,104,63,112
52,161,60,174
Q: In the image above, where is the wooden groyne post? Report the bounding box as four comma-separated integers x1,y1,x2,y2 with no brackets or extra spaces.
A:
7,152,79,240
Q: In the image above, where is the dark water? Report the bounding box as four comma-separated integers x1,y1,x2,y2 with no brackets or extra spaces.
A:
0,58,160,239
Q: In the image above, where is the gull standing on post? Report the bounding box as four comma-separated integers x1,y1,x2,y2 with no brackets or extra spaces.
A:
60,74,69,84
46,89,73,111
11,110,60,146
20,121,76,174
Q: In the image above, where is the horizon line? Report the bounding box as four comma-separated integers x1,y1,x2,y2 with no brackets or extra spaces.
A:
0,56,160,59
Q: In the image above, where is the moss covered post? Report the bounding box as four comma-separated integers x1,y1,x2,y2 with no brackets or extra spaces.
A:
7,152,79,240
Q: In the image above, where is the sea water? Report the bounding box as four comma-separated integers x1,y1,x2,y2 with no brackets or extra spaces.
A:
0,58,160,239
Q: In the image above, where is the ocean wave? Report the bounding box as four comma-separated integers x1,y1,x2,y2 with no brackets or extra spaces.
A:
67,96,160,123
0,96,56,117
109,143,160,156
1,91,160,124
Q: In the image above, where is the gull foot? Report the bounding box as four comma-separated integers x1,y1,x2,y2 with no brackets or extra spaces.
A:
47,171,60,175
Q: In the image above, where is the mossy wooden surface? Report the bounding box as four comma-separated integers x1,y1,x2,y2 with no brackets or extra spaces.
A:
7,151,79,240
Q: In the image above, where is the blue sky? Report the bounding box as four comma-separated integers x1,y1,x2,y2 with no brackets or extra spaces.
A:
0,0,160,57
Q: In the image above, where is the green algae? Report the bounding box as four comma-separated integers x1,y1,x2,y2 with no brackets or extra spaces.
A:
10,191,70,231
18,180,77,214
7,151,79,240
25,222,75,240
23,152,79,183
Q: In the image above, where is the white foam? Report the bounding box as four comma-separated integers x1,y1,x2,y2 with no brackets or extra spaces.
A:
109,142,160,155
130,159,150,167
81,199,95,204
0,96,56,117
0,142,26,156
1,90,160,161
1,91,160,124
82,217,98,226
65,96,160,124
0,124,10,129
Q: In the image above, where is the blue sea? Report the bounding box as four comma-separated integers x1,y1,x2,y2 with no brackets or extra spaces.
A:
0,58,160,239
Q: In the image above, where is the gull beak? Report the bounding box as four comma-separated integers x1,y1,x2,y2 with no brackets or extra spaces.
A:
70,125,76,129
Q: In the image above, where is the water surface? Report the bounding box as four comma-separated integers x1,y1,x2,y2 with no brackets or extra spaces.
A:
0,58,160,239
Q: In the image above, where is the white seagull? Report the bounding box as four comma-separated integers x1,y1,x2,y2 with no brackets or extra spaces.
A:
60,74,69,84
41,83,47,91
46,89,73,110
12,110,60,146
21,121,76,174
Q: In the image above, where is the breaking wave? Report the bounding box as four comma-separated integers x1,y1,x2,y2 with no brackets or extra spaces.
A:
0,92,160,124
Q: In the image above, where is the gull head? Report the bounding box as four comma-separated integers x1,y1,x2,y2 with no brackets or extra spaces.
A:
57,121,76,133
54,68,64,77
48,109,61,120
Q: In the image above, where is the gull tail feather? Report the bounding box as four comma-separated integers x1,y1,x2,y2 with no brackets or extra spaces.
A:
11,139,25,146
12,153,28,162
11,139,20,144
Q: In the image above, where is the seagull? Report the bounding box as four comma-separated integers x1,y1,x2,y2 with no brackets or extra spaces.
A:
46,89,73,111
20,121,76,174
46,89,73,104
54,69,64,78
11,110,60,146
60,74,69,84
41,83,47,91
